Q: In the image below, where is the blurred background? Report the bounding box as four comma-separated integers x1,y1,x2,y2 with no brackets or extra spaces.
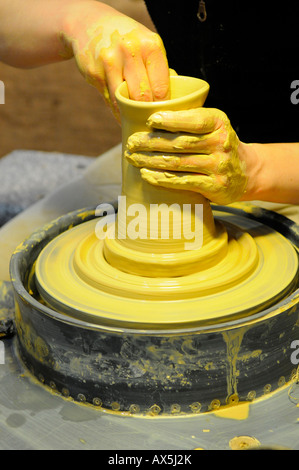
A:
0,0,155,159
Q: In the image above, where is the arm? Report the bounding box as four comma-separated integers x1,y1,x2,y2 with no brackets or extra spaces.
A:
125,107,299,205
0,0,74,68
0,0,170,117
241,142,299,204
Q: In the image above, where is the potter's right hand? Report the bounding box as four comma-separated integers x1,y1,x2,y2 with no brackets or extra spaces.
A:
126,107,249,205
61,1,170,119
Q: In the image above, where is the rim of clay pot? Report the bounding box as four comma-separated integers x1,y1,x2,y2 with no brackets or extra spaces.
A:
9,204,299,336
115,75,210,110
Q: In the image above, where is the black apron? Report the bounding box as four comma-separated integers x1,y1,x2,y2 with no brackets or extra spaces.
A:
144,0,299,143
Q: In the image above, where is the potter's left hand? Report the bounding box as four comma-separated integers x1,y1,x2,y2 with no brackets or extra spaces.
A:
125,107,249,205
61,2,170,120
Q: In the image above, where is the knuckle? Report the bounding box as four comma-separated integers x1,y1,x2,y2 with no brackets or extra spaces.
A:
85,63,105,85
84,64,97,82
142,32,165,55
76,53,96,79
148,32,164,48
219,174,229,188
213,109,230,129
99,48,116,68
120,35,140,56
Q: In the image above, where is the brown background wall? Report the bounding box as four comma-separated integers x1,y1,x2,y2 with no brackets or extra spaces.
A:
0,0,154,158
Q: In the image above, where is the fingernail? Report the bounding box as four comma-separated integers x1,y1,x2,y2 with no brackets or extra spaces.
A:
147,113,163,127
126,134,142,151
126,137,134,151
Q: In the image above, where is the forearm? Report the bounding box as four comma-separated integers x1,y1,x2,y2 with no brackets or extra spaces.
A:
0,0,107,68
240,142,299,204
0,0,72,67
0,0,169,116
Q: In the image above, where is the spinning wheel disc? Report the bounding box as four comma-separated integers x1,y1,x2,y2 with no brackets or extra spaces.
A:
35,209,299,330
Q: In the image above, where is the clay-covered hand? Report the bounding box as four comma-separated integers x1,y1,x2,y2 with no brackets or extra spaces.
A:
61,2,170,119
125,107,249,204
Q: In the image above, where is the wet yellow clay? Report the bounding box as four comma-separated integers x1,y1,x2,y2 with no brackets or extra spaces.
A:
229,436,261,450
222,328,247,400
35,210,298,328
213,402,250,421
127,108,248,205
104,76,214,277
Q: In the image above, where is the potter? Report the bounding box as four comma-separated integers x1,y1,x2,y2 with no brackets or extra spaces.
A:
3,0,299,425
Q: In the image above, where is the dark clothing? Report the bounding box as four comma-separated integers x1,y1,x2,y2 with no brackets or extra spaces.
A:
144,0,299,143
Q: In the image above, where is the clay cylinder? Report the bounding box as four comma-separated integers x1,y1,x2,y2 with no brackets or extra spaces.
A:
104,75,215,277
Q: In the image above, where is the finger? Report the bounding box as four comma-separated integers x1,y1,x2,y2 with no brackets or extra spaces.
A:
127,130,222,154
119,35,153,102
144,39,170,101
140,168,217,197
124,57,154,101
147,108,223,134
100,49,123,118
81,44,122,119
76,49,107,94
125,150,215,174
84,68,121,121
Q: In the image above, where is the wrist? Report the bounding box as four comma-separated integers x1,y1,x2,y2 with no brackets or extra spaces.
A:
60,1,118,54
59,0,97,58
238,142,265,202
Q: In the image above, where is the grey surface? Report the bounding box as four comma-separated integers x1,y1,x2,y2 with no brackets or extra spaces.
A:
0,338,299,450
0,150,93,225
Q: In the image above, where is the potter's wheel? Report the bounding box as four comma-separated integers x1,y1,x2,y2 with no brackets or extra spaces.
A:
9,203,299,417
9,75,299,417
4,169,299,448
34,209,298,329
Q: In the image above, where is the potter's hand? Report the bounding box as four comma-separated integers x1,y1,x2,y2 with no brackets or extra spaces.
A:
125,107,248,204
61,2,170,119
